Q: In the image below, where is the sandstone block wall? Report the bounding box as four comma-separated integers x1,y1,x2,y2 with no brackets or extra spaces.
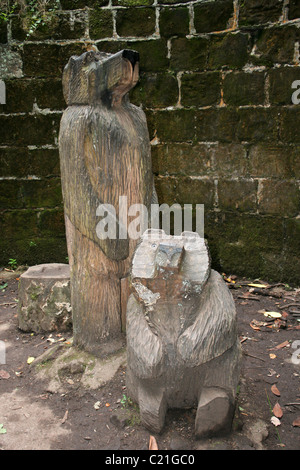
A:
0,0,299,283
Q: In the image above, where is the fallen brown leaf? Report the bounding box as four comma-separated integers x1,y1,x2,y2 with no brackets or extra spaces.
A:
271,384,281,396
250,319,262,331
292,417,300,427
0,370,10,379
273,402,283,418
149,435,159,450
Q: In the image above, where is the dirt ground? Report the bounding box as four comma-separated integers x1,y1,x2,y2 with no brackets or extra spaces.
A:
0,270,299,452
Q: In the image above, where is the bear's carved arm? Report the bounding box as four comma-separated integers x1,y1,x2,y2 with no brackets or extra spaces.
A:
126,293,163,379
178,270,238,367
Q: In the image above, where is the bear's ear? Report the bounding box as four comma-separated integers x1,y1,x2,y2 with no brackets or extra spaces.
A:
62,57,74,105
62,53,92,105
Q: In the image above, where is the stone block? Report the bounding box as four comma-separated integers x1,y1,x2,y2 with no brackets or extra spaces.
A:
181,71,221,107
151,143,212,176
196,108,239,143
98,40,166,74
239,0,283,26
176,176,215,207
126,229,241,436
0,78,65,114
248,144,292,178
170,37,209,71
209,212,285,281
89,8,113,39
0,181,23,209
22,43,83,78
0,45,23,80
208,33,248,70
211,144,248,177
290,146,300,178
252,25,298,66
0,79,34,113
130,72,178,108
35,79,65,110
281,254,300,286
218,179,257,212
279,107,300,143
18,263,72,333
236,108,278,142
0,209,38,241
151,109,196,142
223,71,265,106
151,175,215,212
258,180,300,217
37,209,66,238
289,0,300,19
0,113,61,146
0,179,62,209
194,0,234,33
126,39,169,72
159,7,189,38
284,218,300,256
0,147,60,178
268,67,300,105
115,7,156,37
154,176,177,205
23,179,63,209
0,21,7,44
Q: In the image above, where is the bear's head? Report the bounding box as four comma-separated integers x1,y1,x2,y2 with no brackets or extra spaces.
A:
62,47,139,108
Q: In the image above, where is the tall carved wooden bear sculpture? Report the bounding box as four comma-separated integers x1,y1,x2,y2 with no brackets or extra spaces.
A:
126,229,241,438
59,48,156,356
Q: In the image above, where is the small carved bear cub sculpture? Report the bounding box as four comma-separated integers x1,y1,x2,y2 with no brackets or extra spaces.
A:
126,229,241,438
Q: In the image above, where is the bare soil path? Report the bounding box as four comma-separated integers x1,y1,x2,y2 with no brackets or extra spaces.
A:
0,272,299,451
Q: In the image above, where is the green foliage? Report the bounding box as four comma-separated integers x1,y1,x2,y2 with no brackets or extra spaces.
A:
0,0,17,23
8,257,17,270
0,0,60,38
120,393,133,408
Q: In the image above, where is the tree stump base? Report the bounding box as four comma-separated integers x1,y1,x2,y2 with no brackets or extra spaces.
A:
18,263,72,333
